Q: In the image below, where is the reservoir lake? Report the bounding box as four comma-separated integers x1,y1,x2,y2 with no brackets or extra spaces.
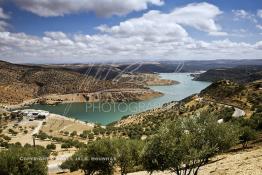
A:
27,73,211,125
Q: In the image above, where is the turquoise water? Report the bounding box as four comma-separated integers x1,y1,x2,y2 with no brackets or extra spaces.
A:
27,73,211,125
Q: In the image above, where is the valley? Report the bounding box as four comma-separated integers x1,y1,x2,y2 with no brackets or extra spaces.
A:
1,1,262,174
0,60,261,175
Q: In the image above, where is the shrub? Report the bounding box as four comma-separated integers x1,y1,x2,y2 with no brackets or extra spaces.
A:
61,143,72,149
0,141,9,148
239,126,257,148
250,112,262,130
37,132,48,140
64,131,69,136
80,130,91,139
3,135,11,141
88,133,94,140
46,143,56,150
15,142,22,147
70,131,77,137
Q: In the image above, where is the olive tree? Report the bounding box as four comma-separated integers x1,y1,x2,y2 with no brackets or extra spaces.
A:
142,114,239,175
114,139,144,175
61,139,116,175
0,146,48,175
61,138,145,175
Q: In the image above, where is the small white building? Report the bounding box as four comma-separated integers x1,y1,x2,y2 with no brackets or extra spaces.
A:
12,109,49,120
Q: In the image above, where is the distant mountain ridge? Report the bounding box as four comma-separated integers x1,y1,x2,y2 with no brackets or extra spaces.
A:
194,65,262,84
44,59,262,80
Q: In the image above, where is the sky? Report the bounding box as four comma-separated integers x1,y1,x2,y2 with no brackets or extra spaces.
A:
0,0,262,63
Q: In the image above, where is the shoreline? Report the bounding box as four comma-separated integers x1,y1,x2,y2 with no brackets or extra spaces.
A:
47,113,96,128
1,88,164,111
0,72,181,111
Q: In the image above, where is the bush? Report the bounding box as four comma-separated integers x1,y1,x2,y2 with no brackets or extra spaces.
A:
70,131,77,137
88,133,94,140
46,143,56,150
37,132,48,140
15,142,22,147
239,126,257,148
0,141,9,148
61,143,72,149
250,112,262,130
80,130,91,139
3,135,11,141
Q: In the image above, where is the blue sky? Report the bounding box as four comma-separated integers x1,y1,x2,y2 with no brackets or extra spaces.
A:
0,0,262,63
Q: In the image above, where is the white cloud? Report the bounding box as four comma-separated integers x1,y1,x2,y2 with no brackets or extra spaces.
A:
170,2,223,33
97,2,225,40
255,41,262,49
232,9,250,19
13,0,164,17
232,9,257,23
257,10,262,18
0,2,261,63
0,30,261,63
0,20,8,31
0,7,9,19
256,24,262,30
209,31,228,36
0,7,9,31
97,10,189,43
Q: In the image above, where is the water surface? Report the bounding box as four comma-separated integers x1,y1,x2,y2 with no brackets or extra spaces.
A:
27,73,211,125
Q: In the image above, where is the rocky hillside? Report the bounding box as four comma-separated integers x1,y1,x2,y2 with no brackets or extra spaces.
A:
113,79,261,137
0,61,156,105
200,80,262,110
194,65,262,84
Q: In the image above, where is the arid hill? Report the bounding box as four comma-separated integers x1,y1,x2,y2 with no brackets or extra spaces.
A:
200,80,262,110
0,61,158,105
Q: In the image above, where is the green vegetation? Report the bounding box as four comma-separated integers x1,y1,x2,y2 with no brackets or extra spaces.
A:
0,79,260,175
46,143,56,150
61,139,144,175
201,80,245,99
142,114,239,175
61,113,242,175
35,131,48,140
239,126,257,148
0,146,49,175
70,131,77,137
115,139,144,175
61,139,116,175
